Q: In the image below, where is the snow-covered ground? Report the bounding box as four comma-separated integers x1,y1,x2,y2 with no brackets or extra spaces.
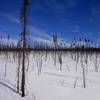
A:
0,52,100,100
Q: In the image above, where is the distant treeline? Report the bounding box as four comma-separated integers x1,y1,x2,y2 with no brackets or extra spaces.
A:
0,34,100,52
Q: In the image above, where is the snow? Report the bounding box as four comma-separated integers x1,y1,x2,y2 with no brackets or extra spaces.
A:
0,52,100,100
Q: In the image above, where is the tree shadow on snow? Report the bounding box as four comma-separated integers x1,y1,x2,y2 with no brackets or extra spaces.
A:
0,81,21,95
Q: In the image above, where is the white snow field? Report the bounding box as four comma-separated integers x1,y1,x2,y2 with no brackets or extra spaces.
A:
0,51,100,100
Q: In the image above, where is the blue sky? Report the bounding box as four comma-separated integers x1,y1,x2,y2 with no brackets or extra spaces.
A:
0,0,100,44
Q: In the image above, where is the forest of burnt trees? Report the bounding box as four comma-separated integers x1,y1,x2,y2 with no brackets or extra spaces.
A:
0,0,100,98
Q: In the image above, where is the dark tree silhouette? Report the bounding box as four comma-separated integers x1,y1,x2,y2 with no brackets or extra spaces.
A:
19,0,29,97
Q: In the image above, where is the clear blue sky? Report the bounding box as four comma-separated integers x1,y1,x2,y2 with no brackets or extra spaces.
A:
0,0,100,43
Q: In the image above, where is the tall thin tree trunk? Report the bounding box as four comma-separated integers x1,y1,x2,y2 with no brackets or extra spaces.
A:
20,0,29,97
17,52,21,93
83,65,86,88
21,3,26,97
21,46,25,97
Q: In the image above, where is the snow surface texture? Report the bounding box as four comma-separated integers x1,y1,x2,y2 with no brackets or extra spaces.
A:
0,51,100,100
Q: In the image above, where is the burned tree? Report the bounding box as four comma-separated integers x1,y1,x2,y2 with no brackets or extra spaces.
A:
17,0,29,97
53,34,59,49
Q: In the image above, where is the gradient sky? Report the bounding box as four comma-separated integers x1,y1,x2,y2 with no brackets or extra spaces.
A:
0,0,100,44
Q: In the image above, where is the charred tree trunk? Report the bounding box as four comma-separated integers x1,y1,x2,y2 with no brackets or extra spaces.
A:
17,55,20,93
20,0,29,97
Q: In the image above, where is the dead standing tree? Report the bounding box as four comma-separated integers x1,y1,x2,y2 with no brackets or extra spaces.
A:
17,0,29,97
52,34,62,70
53,34,58,49
52,34,58,65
